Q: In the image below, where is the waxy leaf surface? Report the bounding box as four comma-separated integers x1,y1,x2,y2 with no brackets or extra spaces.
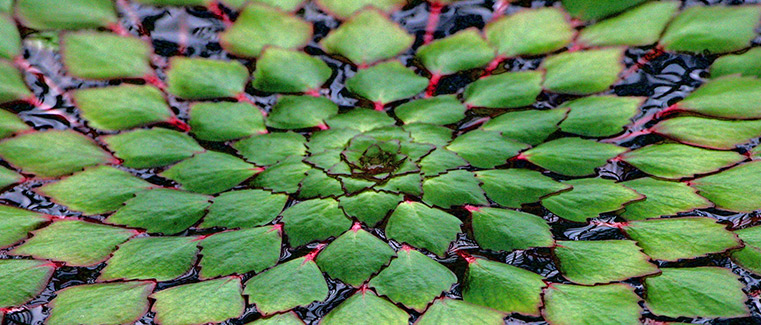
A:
151,277,245,325
555,240,658,285
199,226,282,279
190,102,266,141
484,7,574,57
161,151,259,194
244,257,328,315
645,267,749,318
320,9,413,65
385,201,461,256
221,3,312,58
0,259,55,309
543,283,642,325
99,236,198,282
472,207,554,252
541,178,643,222
623,217,741,261
0,130,112,177
316,228,395,286
463,258,545,316
104,128,204,169
522,137,627,176
48,281,154,325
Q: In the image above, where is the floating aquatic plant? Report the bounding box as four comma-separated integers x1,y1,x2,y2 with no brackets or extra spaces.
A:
1,0,761,324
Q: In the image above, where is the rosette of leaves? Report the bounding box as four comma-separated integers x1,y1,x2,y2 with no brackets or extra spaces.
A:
2,0,761,324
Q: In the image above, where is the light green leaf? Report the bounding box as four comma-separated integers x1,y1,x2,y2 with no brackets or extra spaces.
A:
321,290,408,325
394,95,466,125
417,298,505,325
463,71,542,109
619,177,712,220
690,160,761,212
660,5,761,54
0,15,21,60
711,47,761,79
244,257,328,315
221,3,312,58
346,61,428,104
385,201,462,256
325,109,396,132
485,7,574,57
267,96,338,130
475,169,571,208
652,116,761,149
201,189,286,229
189,102,266,141
463,258,545,316
105,188,211,234
481,108,568,145
73,85,173,131
200,226,282,279
471,207,554,252
0,259,55,309
0,205,50,248
577,1,679,47
542,47,625,95
446,129,528,168
645,267,749,318
62,32,151,80
320,9,413,65
416,28,495,75
543,283,642,325
15,0,117,30
561,0,647,20
558,96,643,137
281,198,351,246
99,236,198,282
161,151,259,194
422,170,487,209
621,143,745,179
166,57,249,99
0,61,31,104
151,277,245,325
522,137,627,176
315,0,406,19
253,48,332,93
555,240,658,285
104,128,204,169
731,226,761,275
48,281,154,325
338,190,402,226
677,75,761,119
0,109,31,139
0,130,112,177
623,217,741,261
252,155,311,194
235,132,307,166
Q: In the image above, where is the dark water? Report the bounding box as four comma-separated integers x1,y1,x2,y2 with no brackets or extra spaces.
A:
2,0,761,324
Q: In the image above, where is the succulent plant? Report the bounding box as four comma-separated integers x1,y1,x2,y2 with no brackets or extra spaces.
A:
1,0,761,324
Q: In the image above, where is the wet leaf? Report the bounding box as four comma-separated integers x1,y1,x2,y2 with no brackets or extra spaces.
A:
221,3,312,58
385,201,461,256
281,198,351,246
252,48,331,93
471,207,554,252
161,151,260,194
422,170,487,209
316,0,405,19
476,169,571,208
0,130,112,177
623,217,741,261
104,128,204,169
244,257,328,315
541,178,643,223
338,190,402,226
481,108,568,145
37,166,151,215
0,15,21,60
562,0,647,20
417,298,505,325
369,247,457,312
11,220,134,266
484,7,574,57
619,177,712,220
522,138,627,176
199,226,282,279
542,47,624,95
416,28,495,75
0,260,55,309
555,240,658,285
98,236,198,282
235,132,307,166
325,109,396,132
0,61,31,104
543,283,642,325
189,102,266,141
577,1,679,47
621,143,745,179
394,95,466,125
73,85,173,131
346,61,428,104
106,188,211,234
731,226,761,275
690,160,761,212
644,267,749,318
15,0,118,30
558,96,643,137
711,47,761,79
48,281,154,325
463,71,543,109
0,109,30,139
321,289,408,325
463,258,545,316
267,96,338,130
151,277,245,325
652,116,761,149
316,227,395,286
660,5,761,54
62,32,151,80
201,189,286,229
446,129,528,168
166,57,248,99
0,205,49,248
676,75,761,119
251,155,311,194
320,9,413,65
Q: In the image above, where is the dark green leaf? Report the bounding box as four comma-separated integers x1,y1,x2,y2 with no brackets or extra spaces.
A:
394,95,466,125
221,3,312,58
404,123,453,147
555,240,658,285
481,108,568,145
281,198,351,246
320,9,413,65
151,277,245,324
189,102,266,141
105,188,211,234
316,227,395,286
446,129,528,168
0,130,112,177
244,257,328,315
325,109,396,132
200,226,282,279
542,47,625,95
48,281,154,325
463,257,545,316
522,138,627,176
235,132,307,166
471,207,554,252
307,128,361,153
201,189,287,229
251,155,311,194
417,298,505,325
385,201,462,256
621,143,745,179
419,147,467,177
623,217,741,261
161,151,260,194
99,236,198,282
543,283,642,325
476,169,571,208
541,178,643,223
104,128,204,169
422,170,487,209
247,312,303,325
558,96,643,137
645,267,749,318
298,168,343,199
338,191,402,226
562,0,647,20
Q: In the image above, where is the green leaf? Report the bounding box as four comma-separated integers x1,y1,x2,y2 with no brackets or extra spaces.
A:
0,109,31,139
471,207,554,252
644,267,749,318
244,257,328,315
484,7,574,57
235,132,307,166
623,217,741,261
99,236,198,282
281,198,351,246
133,0,205,5
621,143,745,179
577,1,680,47
418,148,467,177
541,178,643,223
322,289,407,324
677,75,761,119
73,85,173,131
316,227,395,286
463,258,545,316
48,281,154,325
558,96,643,137
267,96,338,130
200,226,282,279
247,312,303,325
0,60,31,104
446,129,528,168
37,166,151,215
346,61,428,105
0,130,112,177
151,277,245,325
0,15,21,60
475,169,571,208
732,226,761,275
394,95,466,125
522,138,627,176
660,5,761,54
62,32,151,80
416,28,495,75
417,298,505,325
404,123,453,147
104,128,204,169
690,160,761,212
201,189,287,229
0,205,49,248
422,170,487,209
385,201,461,256
189,102,266,141
252,155,311,194
250,0,305,11
542,47,624,95
543,283,642,325
325,109,396,132
711,47,761,79
369,247,457,312
106,188,211,234
11,220,134,266
555,240,658,285
561,0,647,20
463,71,543,109
652,116,761,149
307,128,362,152
15,0,117,30
619,177,712,220
0,166,22,189
221,3,312,58
166,57,249,99
320,9,413,65
338,191,402,226
315,0,405,19
253,48,331,93
160,151,259,194
375,173,423,196
481,108,568,145
0,259,55,309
